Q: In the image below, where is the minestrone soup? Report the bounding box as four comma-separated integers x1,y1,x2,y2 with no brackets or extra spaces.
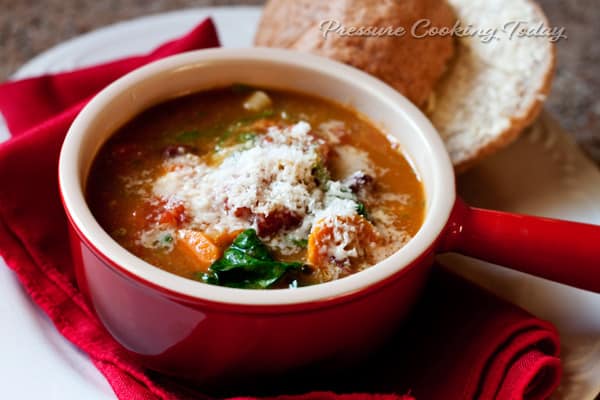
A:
87,86,425,289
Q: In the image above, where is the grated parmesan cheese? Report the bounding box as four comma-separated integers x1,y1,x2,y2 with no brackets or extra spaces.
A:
146,120,412,267
153,122,326,241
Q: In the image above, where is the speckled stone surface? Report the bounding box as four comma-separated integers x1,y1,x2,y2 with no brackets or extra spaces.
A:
1,0,599,165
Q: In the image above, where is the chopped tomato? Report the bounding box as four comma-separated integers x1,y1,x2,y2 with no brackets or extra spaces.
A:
159,203,188,226
233,207,253,220
256,209,302,237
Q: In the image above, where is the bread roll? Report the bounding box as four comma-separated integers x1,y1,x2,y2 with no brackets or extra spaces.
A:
255,0,456,108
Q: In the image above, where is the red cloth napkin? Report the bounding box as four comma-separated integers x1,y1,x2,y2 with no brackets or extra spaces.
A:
0,18,562,400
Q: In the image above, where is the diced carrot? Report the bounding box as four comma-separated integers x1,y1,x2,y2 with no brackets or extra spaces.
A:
176,230,222,272
307,215,379,273
307,220,333,269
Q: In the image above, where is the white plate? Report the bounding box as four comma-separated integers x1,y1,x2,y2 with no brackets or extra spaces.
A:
1,6,599,400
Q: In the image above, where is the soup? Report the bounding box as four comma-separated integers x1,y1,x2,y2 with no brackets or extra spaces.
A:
87,86,425,289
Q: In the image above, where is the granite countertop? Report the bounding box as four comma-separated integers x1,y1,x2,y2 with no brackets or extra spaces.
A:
0,0,599,165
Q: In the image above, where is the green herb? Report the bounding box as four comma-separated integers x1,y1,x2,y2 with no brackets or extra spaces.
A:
231,109,275,128
356,202,368,218
291,238,308,248
199,229,303,289
152,232,174,249
214,109,274,151
312,162,330,187
175,130,200,142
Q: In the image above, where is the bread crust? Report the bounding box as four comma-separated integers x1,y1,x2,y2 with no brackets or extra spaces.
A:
255,0,456,108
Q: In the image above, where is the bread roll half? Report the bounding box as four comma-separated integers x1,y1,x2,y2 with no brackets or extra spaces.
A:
429,0,555,171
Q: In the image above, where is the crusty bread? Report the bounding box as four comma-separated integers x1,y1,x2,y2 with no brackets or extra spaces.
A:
429,0,555,171
255,0,555,171
255,0,456,108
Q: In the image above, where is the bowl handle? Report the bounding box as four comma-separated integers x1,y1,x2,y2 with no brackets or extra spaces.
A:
440,198,600,293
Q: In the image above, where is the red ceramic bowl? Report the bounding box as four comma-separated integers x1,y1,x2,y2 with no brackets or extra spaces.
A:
58,48,600,385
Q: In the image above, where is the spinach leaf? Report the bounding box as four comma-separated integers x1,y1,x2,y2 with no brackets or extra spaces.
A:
200,229,303,289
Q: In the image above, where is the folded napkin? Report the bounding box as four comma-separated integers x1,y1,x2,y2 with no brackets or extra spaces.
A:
0,17,561,400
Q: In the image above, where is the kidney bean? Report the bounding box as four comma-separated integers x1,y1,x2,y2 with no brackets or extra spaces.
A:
345,172,374,193
256,209,302,237
233,207,253,220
